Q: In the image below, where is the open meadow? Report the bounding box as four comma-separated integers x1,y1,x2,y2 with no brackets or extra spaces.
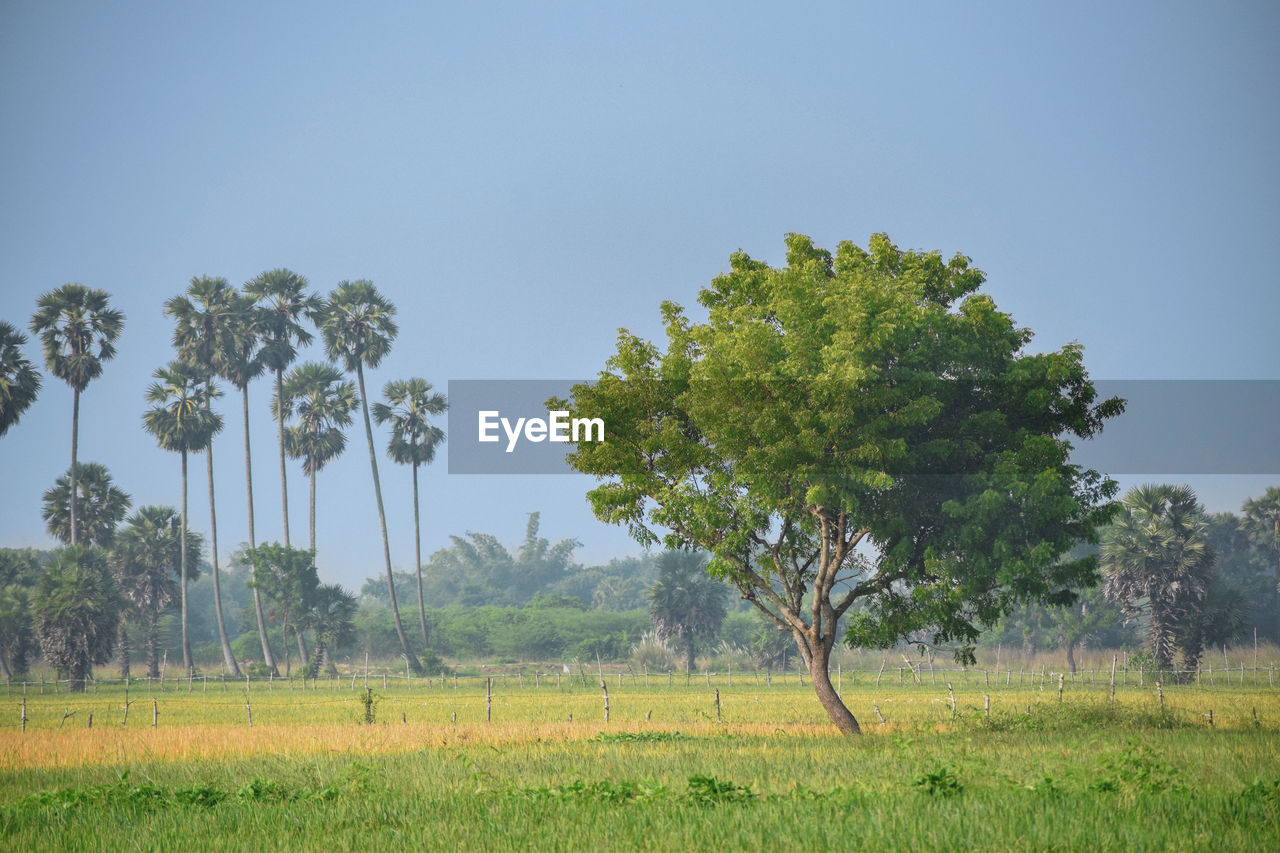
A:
2,663,1279,851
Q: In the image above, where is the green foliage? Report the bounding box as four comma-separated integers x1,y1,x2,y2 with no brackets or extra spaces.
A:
41,462,131,548
558,232,1122,709
913,766,963,796
358,689,378,724
29,283,123,395
685,775,755,805
1102,484,1215,670
647,550,729,672
0,319,40,437
31,545,121,690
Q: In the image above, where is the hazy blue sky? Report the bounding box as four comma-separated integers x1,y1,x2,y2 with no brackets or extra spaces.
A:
2,2,1277,590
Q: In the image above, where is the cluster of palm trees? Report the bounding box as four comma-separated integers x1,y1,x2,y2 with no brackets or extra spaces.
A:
0,275,447,688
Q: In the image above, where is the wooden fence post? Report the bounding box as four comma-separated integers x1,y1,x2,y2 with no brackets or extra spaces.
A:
715,688,721,723
152,698,158,728
486,677,492,722
1110,655,1117,703
601,680,609,724
984,695,990,717
20,698,25,732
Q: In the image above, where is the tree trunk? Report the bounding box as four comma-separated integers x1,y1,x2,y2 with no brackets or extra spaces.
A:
413,462,428,646
117,620,130,679
244,385,278,676
309,469,317,556
685,636,695,675
277,368,291,548
295,627,309,671
146,610,160,679
1066,641,1077,674
180,450,193,676
69,656,87,693
357,365,421,674
70,387,79,546
207,425,241,676
800,633,861,735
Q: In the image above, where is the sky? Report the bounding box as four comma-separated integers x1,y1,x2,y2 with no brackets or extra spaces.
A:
1,1,1277,590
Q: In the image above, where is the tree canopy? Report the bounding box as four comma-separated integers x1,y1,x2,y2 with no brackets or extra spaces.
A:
558,233,1123,733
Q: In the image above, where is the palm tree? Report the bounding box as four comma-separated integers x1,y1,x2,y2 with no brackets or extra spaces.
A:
111,506,199,679
647,550,728,674
244,543,318,677
32,545,121,692
244,269,322,550
306,583,357,678
165,276,242,676
41,461,131,547
1102,483,1215,673
0,320,41,437
372,378,447,645
29,285,124,546
319,280,421,674
142,360,220,676
278,362,357,555
217,292,277,674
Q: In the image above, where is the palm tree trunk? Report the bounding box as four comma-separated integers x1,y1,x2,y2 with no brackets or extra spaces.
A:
357,364,421,674
118,620,131,679
295,627,309,671
277,368,291,547
207,424,241,676
309,469,317,556
147,609,160,679
180,450,193,676
70,387,79,545
413,461,428,646
243,385,278,676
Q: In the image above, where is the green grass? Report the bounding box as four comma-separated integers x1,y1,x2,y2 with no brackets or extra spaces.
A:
2,681,1279,850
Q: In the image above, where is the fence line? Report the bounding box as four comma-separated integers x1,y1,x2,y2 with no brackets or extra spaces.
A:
4,662,1278,695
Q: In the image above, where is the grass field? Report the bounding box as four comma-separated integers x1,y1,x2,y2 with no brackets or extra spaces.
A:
2,668,1279,851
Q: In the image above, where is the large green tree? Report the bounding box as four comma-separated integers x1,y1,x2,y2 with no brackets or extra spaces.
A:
32,546,120,692
319,280,421,674
41,462,131,548
372,377,447,645
647,550,728,674
1101,484,1215,672
29,285,124,546
111,506,200,679
0,320,41,437
1243,487,1280,589
166,275,243,676
557,233,1122,734
142,360,220,676
245,269,322,551
278,362,357,556
244,543,318,676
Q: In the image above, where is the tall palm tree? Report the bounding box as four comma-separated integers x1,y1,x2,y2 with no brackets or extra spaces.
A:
278,362,357,555
165,276,242,676
142,360,220,676
319,280,421,674
41,462,131,548
1102,483,1215,672
372,378,447,645
306,583,357,678
0,320,41,437
647,550,728,674
244,269,322,550
29,285,124,546
32,545,121,692
111,506,198,679
217,293,277,674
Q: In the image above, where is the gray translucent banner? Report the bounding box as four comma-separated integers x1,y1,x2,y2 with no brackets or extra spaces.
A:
446,379,1280,476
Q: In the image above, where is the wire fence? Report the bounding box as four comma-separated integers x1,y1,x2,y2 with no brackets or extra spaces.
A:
4,657,1277,733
